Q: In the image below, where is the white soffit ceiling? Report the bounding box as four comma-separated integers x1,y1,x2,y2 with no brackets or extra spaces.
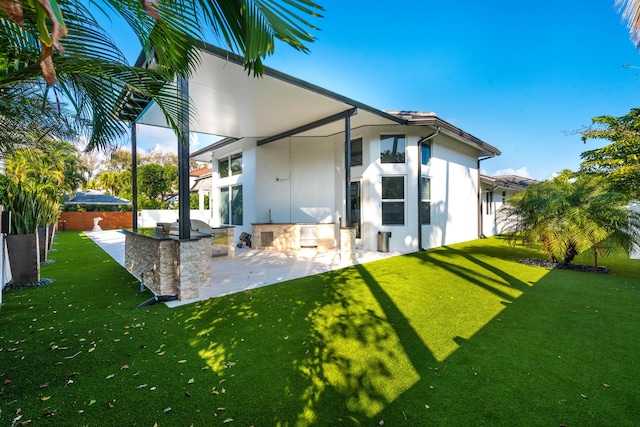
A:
137,46,401,139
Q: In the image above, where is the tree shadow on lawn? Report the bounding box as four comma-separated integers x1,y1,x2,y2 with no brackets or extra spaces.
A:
180,241,570,425
377,265,640,426
182,265,430,425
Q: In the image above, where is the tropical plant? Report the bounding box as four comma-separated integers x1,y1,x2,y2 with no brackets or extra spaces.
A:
499,172,640,270
0,85,78,155
0,175,59,234
0,0,324,151
580,107,640,199
5,139,88,200
0,4,181,151
94,170,126,196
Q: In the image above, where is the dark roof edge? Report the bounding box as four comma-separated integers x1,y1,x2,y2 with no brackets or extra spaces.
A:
64,201,132,205
480,174,538,190
394,113,501,156
190,137,238,159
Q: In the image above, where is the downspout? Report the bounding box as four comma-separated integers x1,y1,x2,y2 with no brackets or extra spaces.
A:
477,155,495,238
418,126,440,250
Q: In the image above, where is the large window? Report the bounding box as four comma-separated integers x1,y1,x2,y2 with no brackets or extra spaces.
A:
381,176,405,225
380,135,405,163
220,185,243,225
350,181,361,238
421,177,431,225
218,153,242,177
421,141,431,166
351,138,363,167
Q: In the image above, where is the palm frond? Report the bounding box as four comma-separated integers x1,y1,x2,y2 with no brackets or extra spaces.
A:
616,0,640,47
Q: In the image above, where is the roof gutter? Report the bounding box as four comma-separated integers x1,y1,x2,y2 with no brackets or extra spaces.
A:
406,115,501,157
418,127,441,251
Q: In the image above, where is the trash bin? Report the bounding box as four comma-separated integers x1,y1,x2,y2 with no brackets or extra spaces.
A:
377,231,392,252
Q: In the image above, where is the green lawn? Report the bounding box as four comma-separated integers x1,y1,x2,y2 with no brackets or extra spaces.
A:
1,232,639,426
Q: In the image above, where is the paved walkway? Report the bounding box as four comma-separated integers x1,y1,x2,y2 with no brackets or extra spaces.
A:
85,230,401,307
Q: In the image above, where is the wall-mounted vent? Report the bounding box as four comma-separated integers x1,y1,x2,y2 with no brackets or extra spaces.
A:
261,231,274,247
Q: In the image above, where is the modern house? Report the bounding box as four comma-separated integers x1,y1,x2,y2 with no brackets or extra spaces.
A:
479,174,537,237
138,43,502,255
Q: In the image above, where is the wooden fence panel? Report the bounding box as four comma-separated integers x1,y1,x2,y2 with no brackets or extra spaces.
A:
58,212,133,231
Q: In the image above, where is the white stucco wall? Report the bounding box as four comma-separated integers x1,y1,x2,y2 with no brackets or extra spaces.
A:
255,137,336,225
481,187,517,237
200,125,488,253
422,133,480,249
335,127,482,253
290,137,336,223
356,128,419,253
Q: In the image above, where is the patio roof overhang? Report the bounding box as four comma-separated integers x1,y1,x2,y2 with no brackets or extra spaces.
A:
136,42,405,144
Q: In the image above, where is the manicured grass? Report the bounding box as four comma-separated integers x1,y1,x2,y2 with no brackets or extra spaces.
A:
1,232,639,425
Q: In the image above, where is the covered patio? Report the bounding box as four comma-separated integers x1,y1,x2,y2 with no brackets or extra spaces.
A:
129,42,405,242
86,229,400,307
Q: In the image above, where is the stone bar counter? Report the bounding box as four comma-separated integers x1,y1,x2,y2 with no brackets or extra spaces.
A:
124,228,217,301
251,223,335,250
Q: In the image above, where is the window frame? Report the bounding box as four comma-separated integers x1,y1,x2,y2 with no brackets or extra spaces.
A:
218,152,243,178
420,141,432,166
420,176,431,225
220,184,243,226
381,175,405,226
380,134,406,164
350,137,363,167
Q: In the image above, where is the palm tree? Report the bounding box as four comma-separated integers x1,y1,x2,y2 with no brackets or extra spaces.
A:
499,172,640,270
95,171,123,196
5,139,88,200
0,0,324,151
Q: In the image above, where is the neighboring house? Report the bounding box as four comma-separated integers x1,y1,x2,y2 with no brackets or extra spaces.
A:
190,169,212,211
64,189,131,210
165,168,212,208
479,174,537,237
139,43,501,254
189,167,212,189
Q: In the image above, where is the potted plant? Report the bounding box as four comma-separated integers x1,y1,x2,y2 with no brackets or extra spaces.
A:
0,176,59,285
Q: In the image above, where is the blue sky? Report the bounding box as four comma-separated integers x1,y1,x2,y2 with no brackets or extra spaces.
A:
115,1,640,180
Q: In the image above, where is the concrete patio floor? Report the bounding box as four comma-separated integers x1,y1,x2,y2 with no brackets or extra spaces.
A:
85,230,402,307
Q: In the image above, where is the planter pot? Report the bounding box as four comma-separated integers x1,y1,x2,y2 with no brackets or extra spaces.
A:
47,223,56,251
38,226,48,263
6,233,40,285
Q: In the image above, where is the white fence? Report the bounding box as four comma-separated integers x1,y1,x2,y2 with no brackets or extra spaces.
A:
631,202,640,260
137,210,212,228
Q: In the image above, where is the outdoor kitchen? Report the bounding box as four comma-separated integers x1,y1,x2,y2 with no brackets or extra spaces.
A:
123,221,234,302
